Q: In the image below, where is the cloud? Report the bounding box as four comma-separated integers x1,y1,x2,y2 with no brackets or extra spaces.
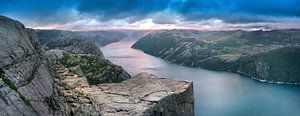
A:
169,0,300,23
0,0,300,30
76,0,170,21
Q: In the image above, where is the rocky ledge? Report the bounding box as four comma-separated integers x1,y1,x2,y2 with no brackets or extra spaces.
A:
49,49,194,116
95,73,194,116
54,65,194,116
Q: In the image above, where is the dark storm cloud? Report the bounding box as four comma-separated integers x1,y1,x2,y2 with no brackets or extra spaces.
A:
76,0,170,21
171,0,300,23
0,0,300,28
75,0,300,23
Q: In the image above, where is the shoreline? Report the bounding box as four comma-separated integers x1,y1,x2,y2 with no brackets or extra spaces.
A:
133,48,300,86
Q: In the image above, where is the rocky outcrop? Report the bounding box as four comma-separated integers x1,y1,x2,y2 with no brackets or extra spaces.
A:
0,16,66,115
0,16,195,116
95,73,194,116
40,28,132,85
132,29,300,84
47,48,194,116
39,30,131,85
61,39,104,58
48,50,131,85
54,65,194,116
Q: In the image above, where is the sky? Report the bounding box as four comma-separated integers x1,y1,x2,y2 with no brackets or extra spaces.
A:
1,0,300,31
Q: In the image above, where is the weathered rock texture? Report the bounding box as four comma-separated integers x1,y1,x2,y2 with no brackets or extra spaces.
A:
47,47,194,116
54,65,194,116
95,73,194,116
0,16,66,115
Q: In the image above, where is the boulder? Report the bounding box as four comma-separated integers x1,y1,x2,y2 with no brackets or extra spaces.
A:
69,66,84,77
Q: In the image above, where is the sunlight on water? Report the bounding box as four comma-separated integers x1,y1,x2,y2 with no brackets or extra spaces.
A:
102,41,300,116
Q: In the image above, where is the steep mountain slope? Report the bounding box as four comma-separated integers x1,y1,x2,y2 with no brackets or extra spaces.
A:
0,16,66,115
132,29,300,84
36,30,105,57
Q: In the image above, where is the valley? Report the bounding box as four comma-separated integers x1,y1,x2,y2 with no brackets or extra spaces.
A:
132,30,300,84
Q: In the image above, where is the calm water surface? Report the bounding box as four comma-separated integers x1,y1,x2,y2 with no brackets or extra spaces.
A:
101,41,300,116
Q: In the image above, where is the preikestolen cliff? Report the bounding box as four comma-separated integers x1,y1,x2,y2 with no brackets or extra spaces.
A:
0,0,300,116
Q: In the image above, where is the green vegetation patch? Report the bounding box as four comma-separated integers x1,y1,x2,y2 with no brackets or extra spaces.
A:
254,47,300,81
0,69,17,91
20,95,31,106
0,68,32,106
61,54,124,84
221,47,232,54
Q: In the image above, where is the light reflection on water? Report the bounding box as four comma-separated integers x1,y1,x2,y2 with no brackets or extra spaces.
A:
101,41,300,116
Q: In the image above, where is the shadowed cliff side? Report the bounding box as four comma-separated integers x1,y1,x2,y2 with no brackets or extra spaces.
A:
0,16,66,115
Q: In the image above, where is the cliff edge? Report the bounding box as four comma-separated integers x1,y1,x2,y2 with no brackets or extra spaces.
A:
0,16,194,116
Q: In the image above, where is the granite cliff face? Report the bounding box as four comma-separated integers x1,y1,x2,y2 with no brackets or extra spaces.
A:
1,16,194,115
132,30,300,84
0,16,66,115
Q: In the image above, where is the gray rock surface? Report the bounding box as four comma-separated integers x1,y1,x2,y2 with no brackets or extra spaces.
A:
0,16,66,116
54,66,194,116
62,40,104,58
95,73,194,116
45,49,67,61
69,66,84,77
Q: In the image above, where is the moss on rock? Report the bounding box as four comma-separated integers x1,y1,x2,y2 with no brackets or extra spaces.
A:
61,54,130,85
0,69,18,91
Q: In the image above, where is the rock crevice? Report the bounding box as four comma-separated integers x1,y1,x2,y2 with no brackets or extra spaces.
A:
0,16,66,116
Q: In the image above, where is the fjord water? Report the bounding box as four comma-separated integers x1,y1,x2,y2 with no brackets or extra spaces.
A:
101,41,300,116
